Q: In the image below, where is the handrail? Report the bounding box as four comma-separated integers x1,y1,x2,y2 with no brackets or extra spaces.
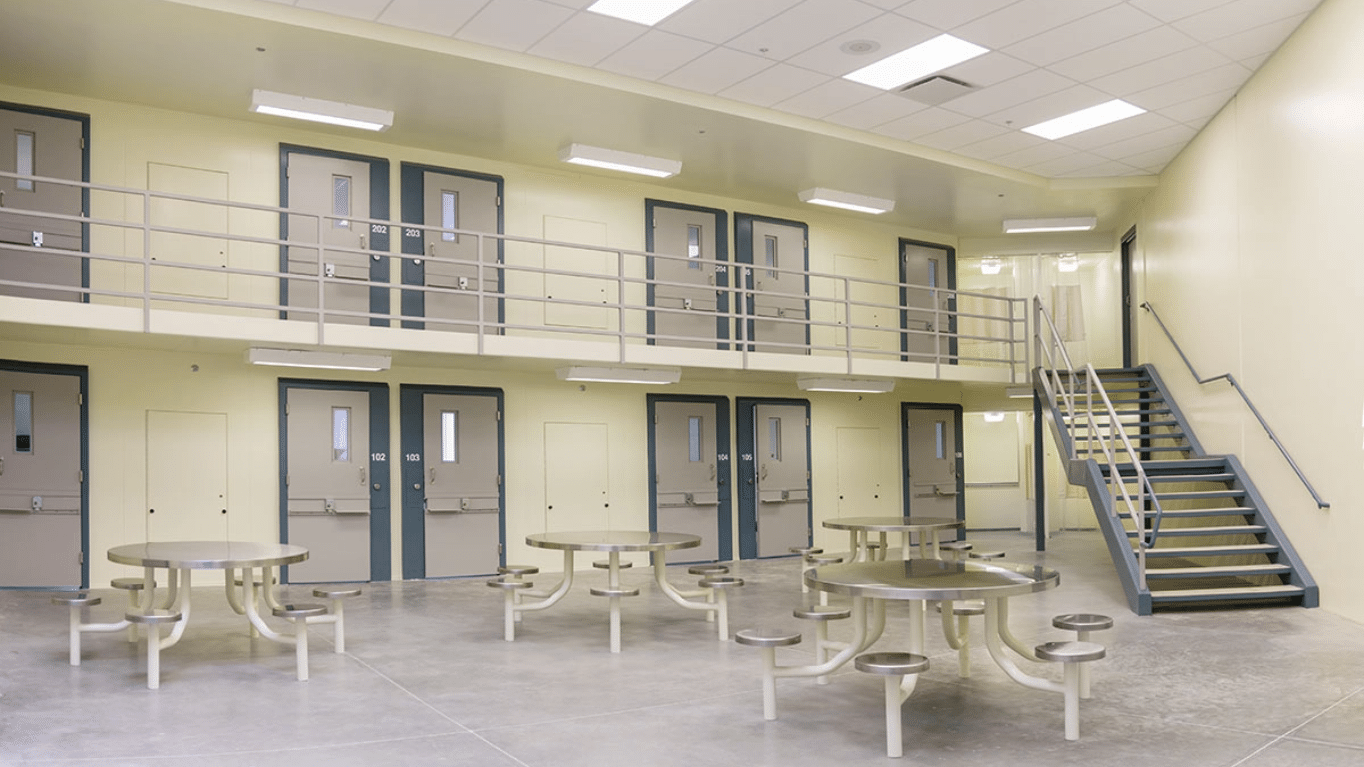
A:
1141,302,1328,509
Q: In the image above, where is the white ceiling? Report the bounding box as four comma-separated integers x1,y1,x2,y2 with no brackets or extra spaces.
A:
0,0,1322,237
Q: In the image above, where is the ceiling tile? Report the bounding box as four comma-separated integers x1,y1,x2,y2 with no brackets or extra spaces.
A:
824,93,926,129
596,30,714,81
543,0,597,7
1088,123,1196,160
940,51,1035,88
1054,111,1179,151
1129,0,1236,23
659,47,775,93
1122,143,1185,171
658,0,803,45
1206,13,1309,61
1239,52,1272,70
913,119,1010,151
980,84,1114,130
942,68,1075,118
954,131,1047,161
720,63,831,107
1125,63,1251,111
1160,87,1238,124
725,0,884,60
1174,0,1321,43
528,12,647,67
1048,25,1200,82
377,0,487,36
295,0,389,20
861,0,912,8
895,0,1022,31
785,13,937,77
1089,45,1234,98
1003,4,1163,67
872,107,970,141
1021,149,1112,176
1057,159,1147,177
772,78,880,118
993,139,1077,169
456,0,575,52
952,0,1125,50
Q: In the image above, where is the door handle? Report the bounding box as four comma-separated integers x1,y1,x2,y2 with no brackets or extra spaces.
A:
709,463,716,481
429,467,436,485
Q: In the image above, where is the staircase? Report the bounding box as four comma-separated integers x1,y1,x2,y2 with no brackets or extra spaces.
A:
1041,365,1317,615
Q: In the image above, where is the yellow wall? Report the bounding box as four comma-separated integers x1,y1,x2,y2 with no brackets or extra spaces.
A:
1133,0,1363,621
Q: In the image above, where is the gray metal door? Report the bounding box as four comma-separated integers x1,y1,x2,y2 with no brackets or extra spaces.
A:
754,403,808,557
653,401,720,561
422,171,499,332
0,370,81,586
905,408,958,518
0,107,83,301
748,219,807,353
285,154,374,323
286,388,371,582
651,206,719,347
422,393,501,577
902,242,953,362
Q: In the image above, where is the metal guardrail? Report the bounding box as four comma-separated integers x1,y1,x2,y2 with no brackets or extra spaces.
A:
1141,302,1328,509
0,169,1030,381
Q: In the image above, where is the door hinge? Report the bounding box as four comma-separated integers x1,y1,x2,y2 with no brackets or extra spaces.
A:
284,401,289,416
496,196,502,207
285,473,290,487
77,469,84,483
498,543,504,555
79,550,84,564
806,417,811,427
78,392,84,405
496,410,502,421
807,470,811,481
496,474,502,487
80,137,86,150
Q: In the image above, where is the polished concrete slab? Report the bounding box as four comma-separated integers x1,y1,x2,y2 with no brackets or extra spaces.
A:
2,530,1362,766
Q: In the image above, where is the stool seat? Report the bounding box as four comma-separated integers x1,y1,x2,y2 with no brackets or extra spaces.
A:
806,553,844,566
111,577,152,591
272,603,328,619
793,605,851,621
700,576,744,589
312,586,362,599
688,564,729,576
939,541,973,552
51,594,101,607
735,628,801,648
855,651,929,676
1035,640,1106,663
487,578,533,590
969,550,1006,560
594,560,632,569
589,586,641,597
788,545,823,556
126,610,182,624
497,565,539,576
935,600,985,616
1053,613,1113,632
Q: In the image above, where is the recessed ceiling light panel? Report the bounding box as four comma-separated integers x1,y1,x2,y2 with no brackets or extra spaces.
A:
247,348,391,371
796,377,895,393
1002,217,1097,234
843,34,988,90
250,90,392,132
1022,99,1145,140
798,187,895,215
587,0,696,25
556,366,681,384
559,144,681,178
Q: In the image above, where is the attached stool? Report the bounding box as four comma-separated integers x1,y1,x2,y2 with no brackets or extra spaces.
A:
935,600,985,677
51,594,102,666
488,578,533,641
126,610,182,689
497,565,539,623
790,546,823,593
793,604,851,684
689,565,729,622
864,541,885,561
594,559,632,570
939,541,973,561
310,587,362,653
969,550,1005,561
735,628,802,720
804,553,844,605
855,652,930,758
699,576,743,639
273,602,328,681
111,577,154,642
1035,640,1106,741
1052,613,1113,698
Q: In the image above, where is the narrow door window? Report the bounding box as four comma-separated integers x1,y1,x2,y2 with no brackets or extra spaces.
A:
441,410,459,462
15,131,34,191
441,190,459,242
687,224,701,269
764,235,778,277
688,415,703,462
332,406,351,461
934,420,946,460
332,175,351,228
13,391,33,452
768,417,782,460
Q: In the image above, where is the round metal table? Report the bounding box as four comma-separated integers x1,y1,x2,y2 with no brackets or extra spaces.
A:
821,516,964,560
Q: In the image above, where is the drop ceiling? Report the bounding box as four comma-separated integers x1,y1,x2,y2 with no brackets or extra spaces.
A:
0,0,1322,237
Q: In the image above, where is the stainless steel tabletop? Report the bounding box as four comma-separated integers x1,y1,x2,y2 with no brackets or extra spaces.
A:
107,541,310,570
806,559,1060,601
525,531,702,552
822,516,964,533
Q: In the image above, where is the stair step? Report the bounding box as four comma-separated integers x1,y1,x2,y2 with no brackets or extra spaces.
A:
1077,446,1188,454
1118,473,1236,484
1149,585,1305,603
1120,506,1256,519
1142,543,1279,557
1126,525,1265,538
1065,408,1173,418
1153,489,1244,500
1072,420,1181,429
1144,564,1292,578
1105,458,1228,473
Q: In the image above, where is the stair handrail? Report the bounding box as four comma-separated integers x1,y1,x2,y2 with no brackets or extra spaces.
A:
1033,297,1080,454
1141,302,1329,509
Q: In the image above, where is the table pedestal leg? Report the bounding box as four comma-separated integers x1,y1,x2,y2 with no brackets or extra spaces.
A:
884,675,903,758
609,551,621,654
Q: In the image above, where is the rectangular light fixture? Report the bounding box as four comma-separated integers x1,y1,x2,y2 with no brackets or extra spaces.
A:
559,143,681,178
798,188,895,215
1022,99,1145,140
1002,216,1097,234
980,257,1003,275
556,366,681,385
247,348,391,371
1058,253,1079,272
796,377,895,394
983,411,1006,422
844,34,989,90
1005,386,1034,398
587,0,695,25
250,89,392,132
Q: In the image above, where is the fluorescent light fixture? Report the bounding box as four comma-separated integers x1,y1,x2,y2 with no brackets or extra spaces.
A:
556,366,681,385
1022,99,1145,140
798,188,895,215
247,348,391,371
980,257,1003,275
1058,253,1079,272
796,377,895,394
983,411,1006,423
1005,386,1034,398
587,0,695,25
1002,216,1097,234
844,34,989,90
559,143,681,178
250,89,392,132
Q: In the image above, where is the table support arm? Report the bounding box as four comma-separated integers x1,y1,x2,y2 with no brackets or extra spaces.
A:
774,598,878,679
984,599,1061,694
997,598,1040,660
514,550,575,613
241,576,296,646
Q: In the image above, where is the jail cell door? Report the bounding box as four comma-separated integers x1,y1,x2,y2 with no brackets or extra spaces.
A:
0,370,82,587
901,240,956,363
286,388,372,582
0,107,84,301
739,216,808,353
653,401,721,562
285,153,375,323
417,171,500,332
754,404,809,557
904,407,960,520
422,393,501,577
649,205,723,348
146,411,228,543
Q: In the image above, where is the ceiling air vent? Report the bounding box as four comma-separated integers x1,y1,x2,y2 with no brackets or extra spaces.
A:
895,75,975,105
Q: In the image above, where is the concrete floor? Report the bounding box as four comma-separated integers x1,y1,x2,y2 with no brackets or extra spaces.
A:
2,530,1362,767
